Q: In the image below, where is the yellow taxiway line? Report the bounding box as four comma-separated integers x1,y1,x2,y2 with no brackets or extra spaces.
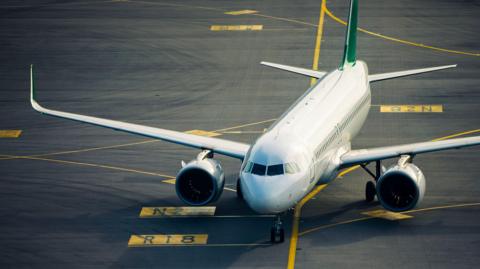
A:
288,128,480,268
299,202,480,237
287,1,328,268
310,0,327,86
323,4,480,57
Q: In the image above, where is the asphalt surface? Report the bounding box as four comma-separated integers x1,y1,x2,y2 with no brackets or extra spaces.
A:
0,0,479,268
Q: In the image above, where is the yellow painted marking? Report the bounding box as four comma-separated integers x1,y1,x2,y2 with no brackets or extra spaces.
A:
310,0,326,86
432,129,480,142
287,3,328,267
299,217,372,236
0,118,278,161
380,105,443,113
16,156,175,179
210,25,263,31
300,202,480,237
163,178,176,184
324,7,480,57
361,209,413,220
184,129,221,137
287,165,357,268
128,234,208,247
224,10,258,15
0,130,22,138
212,118,276,133
140,206,216,217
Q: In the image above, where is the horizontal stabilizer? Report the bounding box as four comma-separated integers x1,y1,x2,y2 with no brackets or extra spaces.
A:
369,64,457,82
261,61,326,79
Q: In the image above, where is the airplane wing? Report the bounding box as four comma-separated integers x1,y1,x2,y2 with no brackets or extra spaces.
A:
260,61,326,78
29,65,250,160
368,64,457,82
340,135,480,168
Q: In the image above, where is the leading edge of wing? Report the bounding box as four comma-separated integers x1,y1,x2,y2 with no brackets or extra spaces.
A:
340,135,480,168
29,65,250,160
368,64,457,83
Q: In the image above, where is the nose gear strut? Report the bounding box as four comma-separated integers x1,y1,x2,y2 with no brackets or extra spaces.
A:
270,215,285,243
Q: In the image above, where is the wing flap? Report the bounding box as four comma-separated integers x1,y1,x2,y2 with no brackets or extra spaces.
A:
368,64,457,82
260,61,326,78
29,65,250,160
341,136,480,168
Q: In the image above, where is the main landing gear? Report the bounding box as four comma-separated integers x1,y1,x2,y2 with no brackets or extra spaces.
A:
271,215,285,243
360,160,384,202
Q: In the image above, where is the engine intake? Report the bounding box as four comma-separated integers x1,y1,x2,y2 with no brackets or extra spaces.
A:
175,151,225,206
376,157,426,212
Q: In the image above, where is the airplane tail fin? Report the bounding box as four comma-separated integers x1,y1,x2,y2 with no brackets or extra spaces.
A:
340,0,358,69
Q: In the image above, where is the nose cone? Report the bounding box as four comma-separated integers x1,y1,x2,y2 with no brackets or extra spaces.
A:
241,173,294,214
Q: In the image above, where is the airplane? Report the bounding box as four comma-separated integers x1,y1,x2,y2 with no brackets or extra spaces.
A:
30,0,480,243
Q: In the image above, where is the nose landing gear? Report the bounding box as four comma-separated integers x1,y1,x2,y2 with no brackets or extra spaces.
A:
270,215,285,243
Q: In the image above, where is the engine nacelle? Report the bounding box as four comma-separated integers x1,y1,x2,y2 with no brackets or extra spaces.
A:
175,151,225,206
376,157,426,212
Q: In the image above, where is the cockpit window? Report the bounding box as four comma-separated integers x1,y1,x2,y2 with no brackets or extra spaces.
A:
243,161,253,173
267,164,284,176
251,163,267,176
285,162,300,174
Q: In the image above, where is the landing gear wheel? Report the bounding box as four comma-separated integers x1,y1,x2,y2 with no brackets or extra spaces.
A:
270,228,285,243
236,178,243,200
270,216,285,243
365,181,376,202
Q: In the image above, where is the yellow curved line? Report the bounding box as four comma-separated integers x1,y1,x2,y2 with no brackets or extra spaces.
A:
431,129,480,141
324,6,480,57
299,202,480,237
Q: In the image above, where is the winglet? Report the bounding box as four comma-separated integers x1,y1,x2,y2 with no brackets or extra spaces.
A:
30,64,36,102
340,0,358,69
29,64,43,112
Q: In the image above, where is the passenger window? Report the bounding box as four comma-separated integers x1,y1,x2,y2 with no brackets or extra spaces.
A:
251,163,267,176
285,162,299,174
244,161,253,173
267,164,284,176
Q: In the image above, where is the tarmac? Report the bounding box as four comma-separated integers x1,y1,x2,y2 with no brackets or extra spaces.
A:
0,0,479,268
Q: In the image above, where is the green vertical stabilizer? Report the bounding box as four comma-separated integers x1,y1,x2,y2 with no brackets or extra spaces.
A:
340,0,358,69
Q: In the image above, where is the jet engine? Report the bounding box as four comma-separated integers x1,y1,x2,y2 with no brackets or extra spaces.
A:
175,150,225,206
376,156,426,212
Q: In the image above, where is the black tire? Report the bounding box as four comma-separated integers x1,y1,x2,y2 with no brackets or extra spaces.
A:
365,181,376,202
279,228,285,243
236,179,243,200
270,227,276,243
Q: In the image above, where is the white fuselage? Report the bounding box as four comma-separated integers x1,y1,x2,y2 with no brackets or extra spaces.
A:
240,61,371,214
